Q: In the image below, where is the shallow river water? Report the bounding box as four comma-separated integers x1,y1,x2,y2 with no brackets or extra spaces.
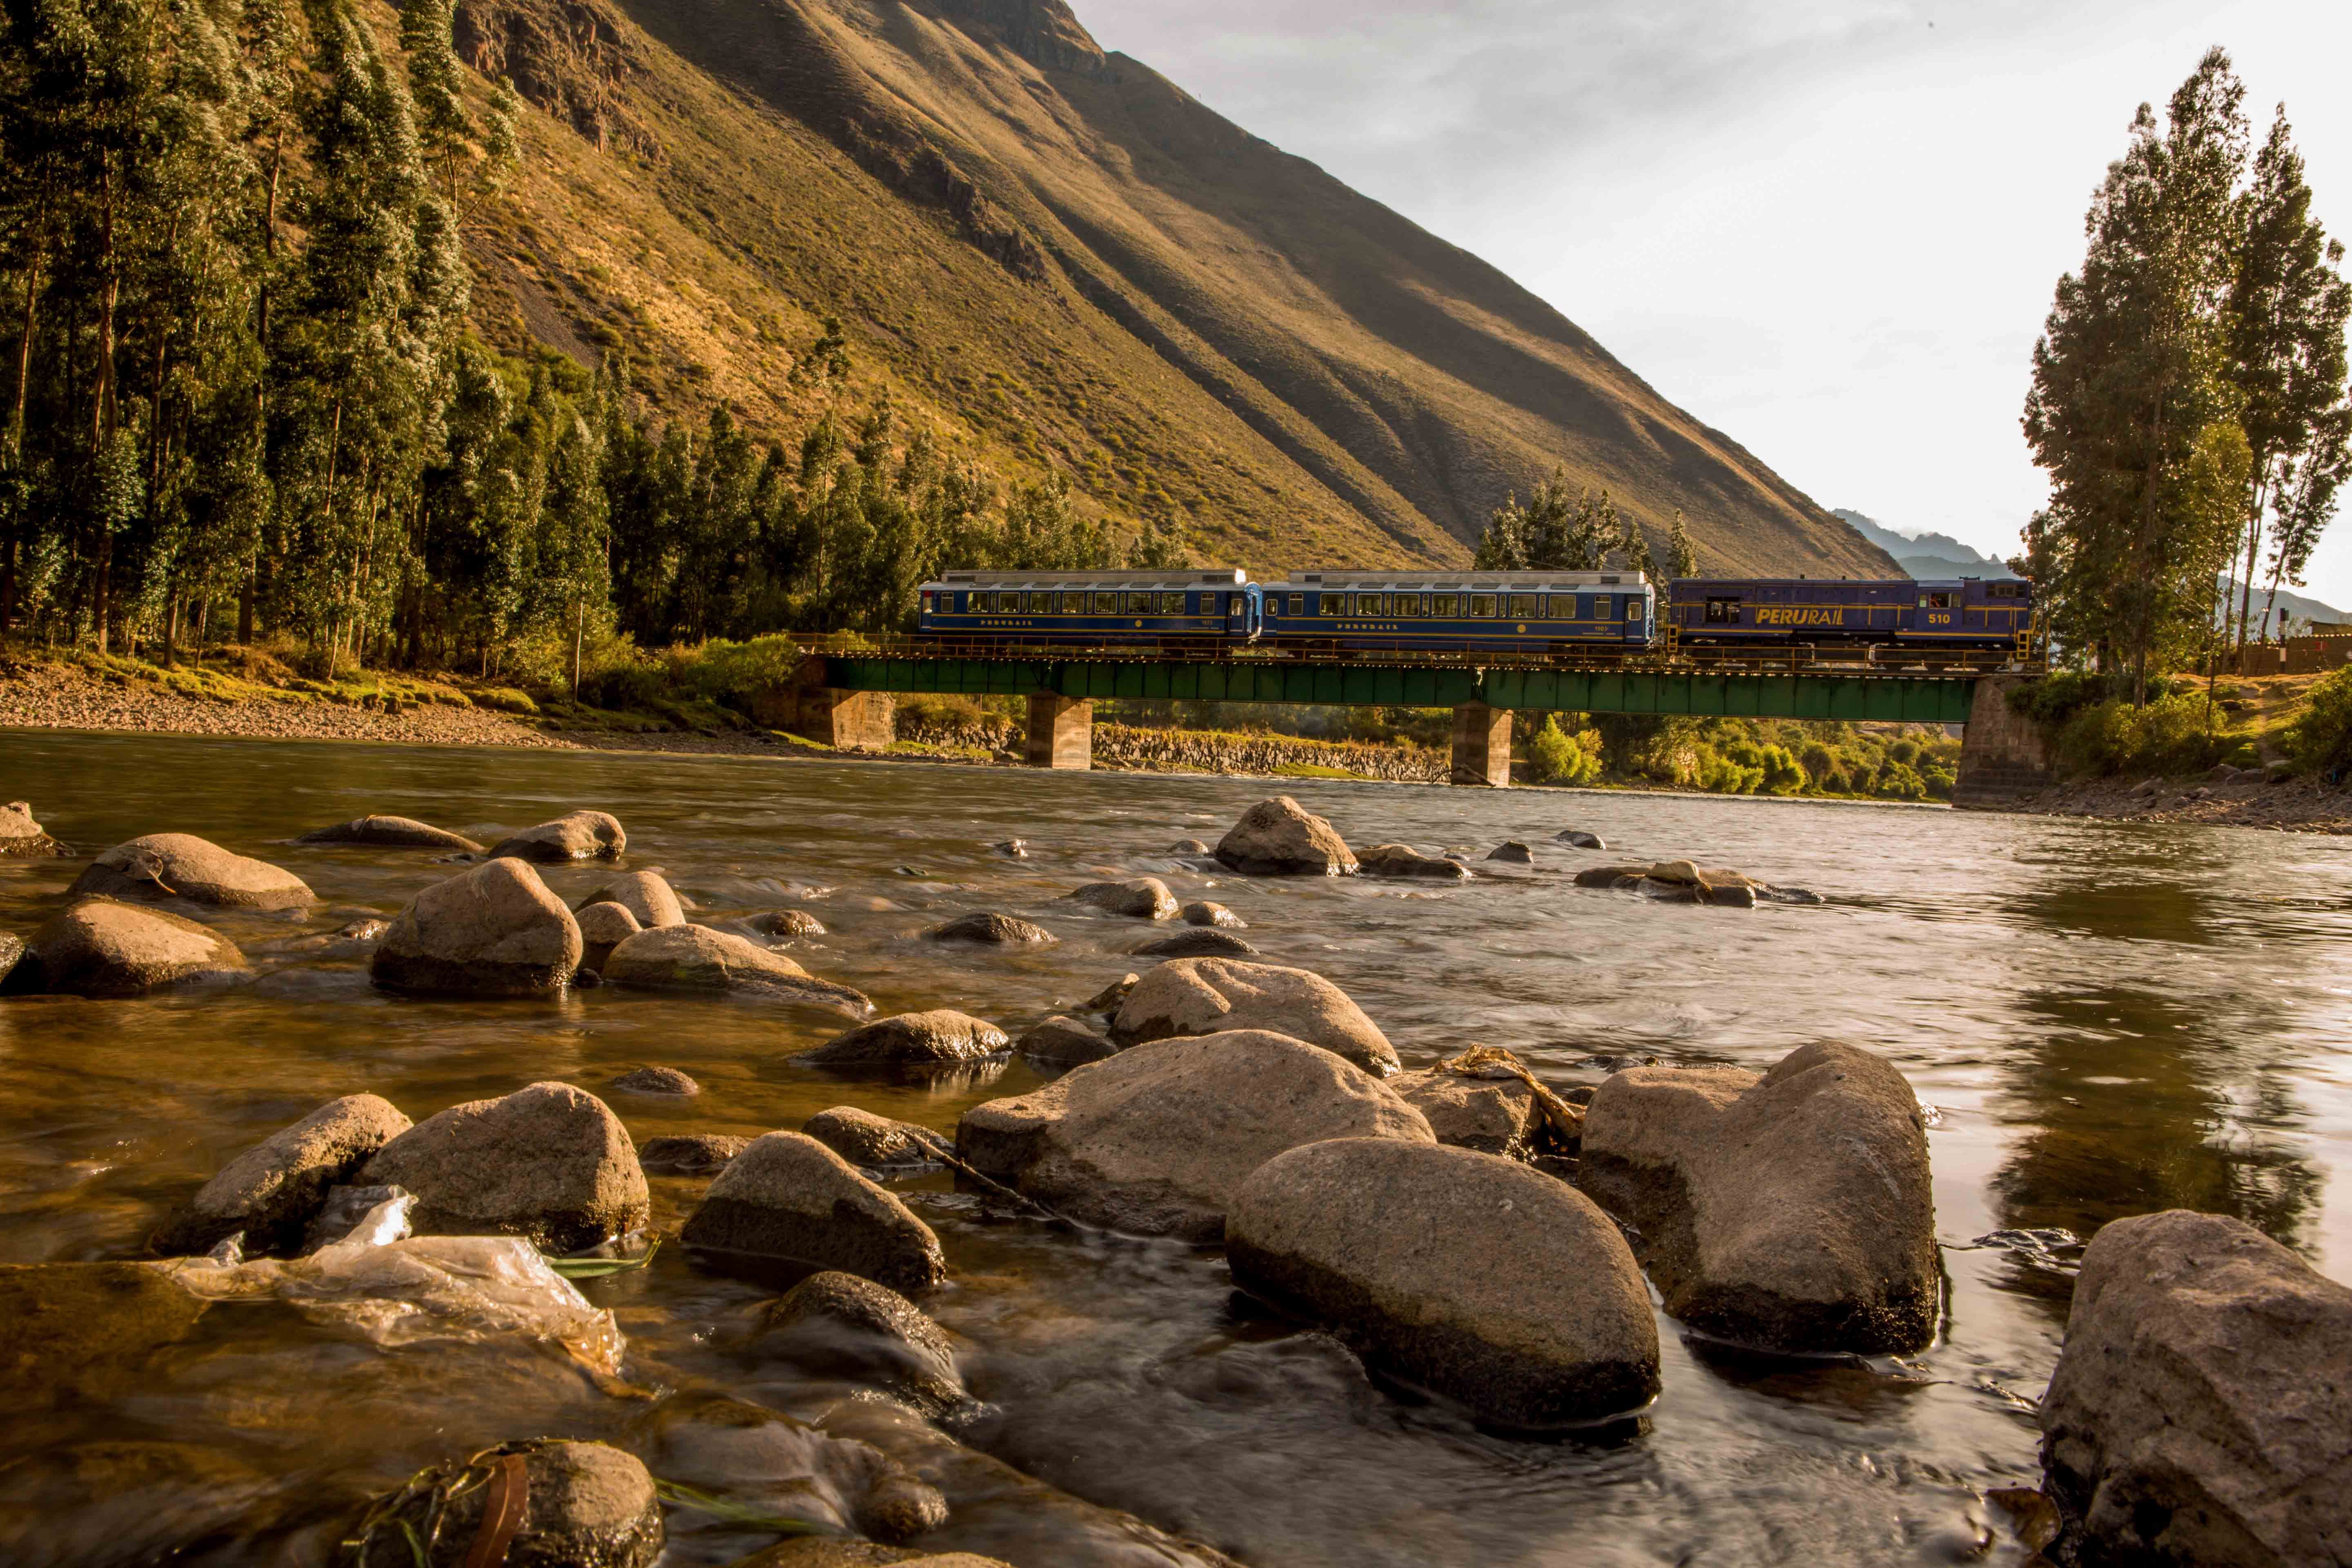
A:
3,730,2348,1567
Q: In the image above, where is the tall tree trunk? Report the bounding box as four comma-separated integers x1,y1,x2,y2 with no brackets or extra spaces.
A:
7,231,39,456
163,592,178,668
2234,466,2272,652
91,159,122,655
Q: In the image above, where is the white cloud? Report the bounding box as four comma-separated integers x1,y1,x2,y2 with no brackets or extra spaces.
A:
1078,0,2352,608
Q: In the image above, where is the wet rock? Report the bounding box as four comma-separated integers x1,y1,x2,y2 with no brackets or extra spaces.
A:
2040,1209,2352,1568
300,1183,412,1250
1579,1042,1937,1354
70,832,314,910
349,1440,661,1568
801,1010,1010,1069
576,900,643,971
24,897,250,998
1229,1139,1660,1428
653,1397,947,1546
1485,841,1534,864
1080,973,1138,1016
604,925,873,1018
1111,957,1399,1076
0,1262,210,1405
149,1093,412,1257
1062,877,1179,920
0,799,70,857
1180,900,1245,929
1016,1014,1118,1066
1131,927,1258,959
293,814,481,852
1214,795,1356,876
752,1270,967,1416
802,1107,951,1169
991,839,1028,858
359,1081,650,1252
487,808,626,862
1556,829,1606,850
640,1134,752,1176
680,1131,947,1293
612,1064,699,1096
370,859,583,997
1388,1069,1540,1158
927,911,1058,947
748,909,827,938
1572,865,1648,888
1357,843,1472,880
956,1029,1433,1241
1168,837,1212,855
0,929,24,991
580,869,686,929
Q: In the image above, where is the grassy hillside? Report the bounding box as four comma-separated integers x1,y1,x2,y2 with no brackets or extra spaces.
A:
452,0,1896,577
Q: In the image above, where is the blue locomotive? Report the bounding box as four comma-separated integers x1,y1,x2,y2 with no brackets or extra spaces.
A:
916,568,2032,659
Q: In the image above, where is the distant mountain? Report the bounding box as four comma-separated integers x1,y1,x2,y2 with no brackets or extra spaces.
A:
2216,579,2348,635
1831,510,2011,579
450,0,1896,575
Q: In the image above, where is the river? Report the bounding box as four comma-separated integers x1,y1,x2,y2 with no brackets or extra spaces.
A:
2,729,2346,1566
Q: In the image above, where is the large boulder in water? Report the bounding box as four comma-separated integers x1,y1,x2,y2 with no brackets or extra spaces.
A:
1110,957,1399,1075
1132,928,1258,959
1213,796,1356,876
680,1132,947,1294
1356,843,1471,881
292,815,481,851
0,800,69,858
149,1093,412,1256
1062,878,1178,920
800,1011,1009,1069
1389,1068,1541,1158
956,1030,1433,1242
579,869,685,929
1016,1014,1118,1067
1578,1042,1937,1354
1228,1139,1660,1428
575,900,642,971
358,1081,648,1252
487,809,626,862
370,858,582,997
348,1440,662,1568
802,1107,951,1170
603,924,872,1018
70,833,313,909
926,911,1058,947
23,897,249,997
2039,1209,2352,1567
752,1270,968,1417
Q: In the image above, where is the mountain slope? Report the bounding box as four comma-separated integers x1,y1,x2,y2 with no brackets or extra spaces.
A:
1833,509,2011,578
456,0,1893,576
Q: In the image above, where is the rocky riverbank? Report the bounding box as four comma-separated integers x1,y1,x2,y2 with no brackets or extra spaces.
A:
2010,766,2352,833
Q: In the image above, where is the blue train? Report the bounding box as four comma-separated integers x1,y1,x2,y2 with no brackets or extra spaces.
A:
917,568,2034,658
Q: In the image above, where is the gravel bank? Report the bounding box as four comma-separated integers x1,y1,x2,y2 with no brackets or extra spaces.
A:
0,663,578,749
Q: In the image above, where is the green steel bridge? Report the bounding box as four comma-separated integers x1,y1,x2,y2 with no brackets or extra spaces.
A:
780,634,2046,794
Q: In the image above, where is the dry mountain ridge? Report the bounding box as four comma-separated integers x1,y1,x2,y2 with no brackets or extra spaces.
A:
456,0,1895,577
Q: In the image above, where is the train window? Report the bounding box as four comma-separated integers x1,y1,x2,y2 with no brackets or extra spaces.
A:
1060,592,1084,612
1989,581,2027,599
1321,593,1346,617
1704,596,1740,624
1922,591,1954,610
1021,592,1044,612
1395,594,1419,618
1289,594,1305,615
1153,592,1179,613
1093,592,1117,613
1117,592,1143,614
1509,593,1539,619
1470,594,1495,617
1627,598,1644,621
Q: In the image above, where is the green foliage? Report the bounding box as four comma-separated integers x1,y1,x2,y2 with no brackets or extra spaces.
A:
1475,470,1649,575
1525,715,1601,785
2056,693,2225,776
2287,666,2352,780
2006,670,2182,726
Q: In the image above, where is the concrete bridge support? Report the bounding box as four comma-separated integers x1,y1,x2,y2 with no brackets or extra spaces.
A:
769,655,896,750
1026,692,1093,769
1951,675,2052,807
1451,702,1512,787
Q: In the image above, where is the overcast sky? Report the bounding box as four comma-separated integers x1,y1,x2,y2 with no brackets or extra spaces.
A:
1076,0,2352,609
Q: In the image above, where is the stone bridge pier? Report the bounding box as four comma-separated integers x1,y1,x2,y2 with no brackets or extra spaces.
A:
1026,692,1093,769
1951,675,2052,806
1451,702,1512,787
768,655,896,751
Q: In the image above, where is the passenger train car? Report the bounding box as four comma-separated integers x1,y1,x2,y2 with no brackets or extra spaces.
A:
1254,571,1653,654
918,570,1260,648
915,567,2034,659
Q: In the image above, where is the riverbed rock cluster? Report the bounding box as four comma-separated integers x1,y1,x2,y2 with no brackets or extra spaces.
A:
3,788,2319,1562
